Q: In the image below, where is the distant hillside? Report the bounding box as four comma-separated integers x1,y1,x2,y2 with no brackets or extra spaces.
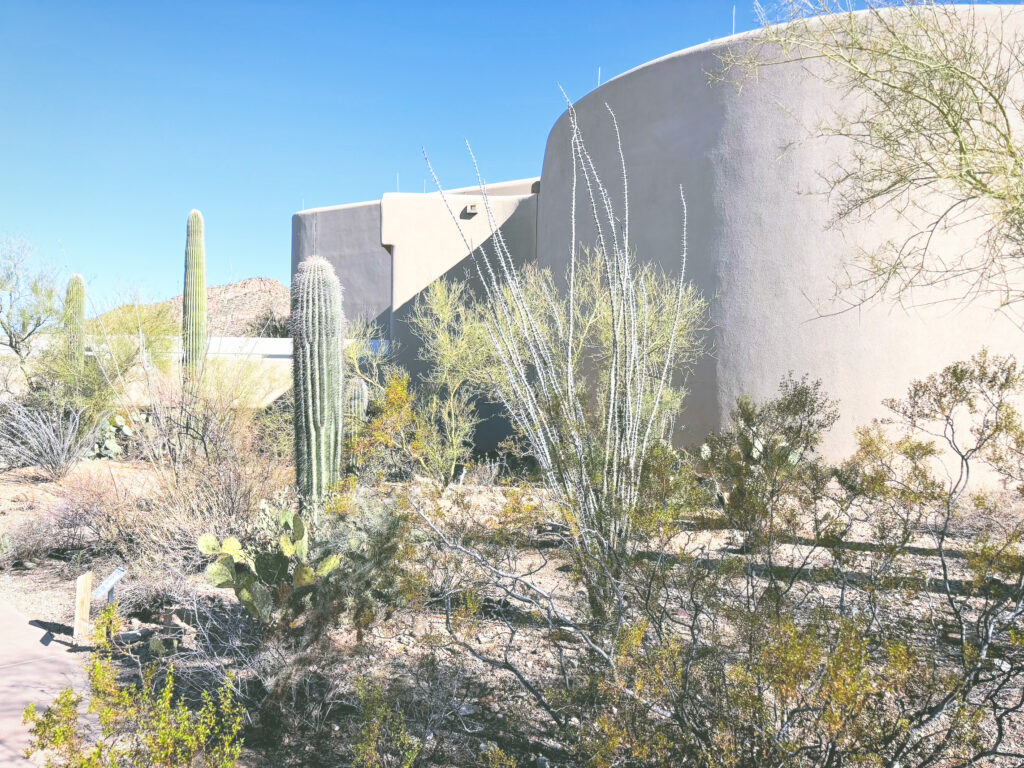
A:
101,277,290,337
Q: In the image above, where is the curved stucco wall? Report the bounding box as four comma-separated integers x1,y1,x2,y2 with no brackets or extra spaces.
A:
536,5,1024,459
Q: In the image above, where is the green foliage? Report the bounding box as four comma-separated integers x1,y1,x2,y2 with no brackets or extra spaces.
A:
350,371,476,485
0,236,59,367
63,274,86,371
183,209,208,378
416,349,1024,767
199,508,339,625
22,604,243,767
87,412,137,460
346,281,483,485
479,247,707,621
291,256,345,506
352,679,420,768
30,297,175,422
720,1,1024,310
699,374,840,550
198,492,418,642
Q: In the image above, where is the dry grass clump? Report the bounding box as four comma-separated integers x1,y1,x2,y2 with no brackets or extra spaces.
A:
0,515,58,568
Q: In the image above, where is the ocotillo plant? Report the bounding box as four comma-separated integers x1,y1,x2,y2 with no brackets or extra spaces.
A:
292,256,345,506
64,273,86,369
182,209,207,378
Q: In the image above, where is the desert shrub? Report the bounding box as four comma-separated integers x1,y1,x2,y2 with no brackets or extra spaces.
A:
423,115,708,628
349,372,420,480
0,400,99,480
198,489,421,645
352,678,421,768
413,348,1024,767
30,298,176,422
698,374,840,551
351,370,477,485
52,365,291,595
117,362,292,571
251,389,294,463
245,308,290,338
57,470,152,554
347,284,486,486
177,487,430,764
0,516,58,568
23,604,243,767
0,237,60,375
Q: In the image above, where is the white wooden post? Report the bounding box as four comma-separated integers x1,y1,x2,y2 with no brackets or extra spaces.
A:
73,571,93,644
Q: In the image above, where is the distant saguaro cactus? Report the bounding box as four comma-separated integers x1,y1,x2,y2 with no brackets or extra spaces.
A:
64,273,86,369
292,256,345,505
182,209,207,377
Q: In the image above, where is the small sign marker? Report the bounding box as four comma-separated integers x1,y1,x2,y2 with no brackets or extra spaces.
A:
92,567,127,604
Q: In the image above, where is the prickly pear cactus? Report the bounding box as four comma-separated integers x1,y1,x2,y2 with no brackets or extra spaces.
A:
182,209,207,377
64,274,86,369
291,256,345,506
198,510,340,624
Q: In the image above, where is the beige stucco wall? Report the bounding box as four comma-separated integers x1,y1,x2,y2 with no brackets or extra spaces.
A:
292,180,539,346
382,187,537,311
535,5,1024,460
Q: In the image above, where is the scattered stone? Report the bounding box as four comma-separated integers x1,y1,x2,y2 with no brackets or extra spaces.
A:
114,628,154,644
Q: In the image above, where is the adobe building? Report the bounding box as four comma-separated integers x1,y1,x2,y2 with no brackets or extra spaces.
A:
292,5,1023,459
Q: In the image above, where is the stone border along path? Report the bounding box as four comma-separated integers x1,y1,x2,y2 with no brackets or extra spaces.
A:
0,600,86,766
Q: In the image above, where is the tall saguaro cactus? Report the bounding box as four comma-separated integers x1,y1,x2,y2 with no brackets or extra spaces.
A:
182,209,207,378
292,256,345,506
64,273,86,370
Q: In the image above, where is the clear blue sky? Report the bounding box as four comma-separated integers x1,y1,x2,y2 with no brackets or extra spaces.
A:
0,1,759,308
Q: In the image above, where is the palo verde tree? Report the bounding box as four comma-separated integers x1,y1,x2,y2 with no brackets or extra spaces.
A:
719,1,1024,315
0,237,59,373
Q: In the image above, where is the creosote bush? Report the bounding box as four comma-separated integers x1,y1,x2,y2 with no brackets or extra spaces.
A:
23,604,243,767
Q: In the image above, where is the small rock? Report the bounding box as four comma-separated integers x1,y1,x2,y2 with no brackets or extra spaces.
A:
114,628,153,644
